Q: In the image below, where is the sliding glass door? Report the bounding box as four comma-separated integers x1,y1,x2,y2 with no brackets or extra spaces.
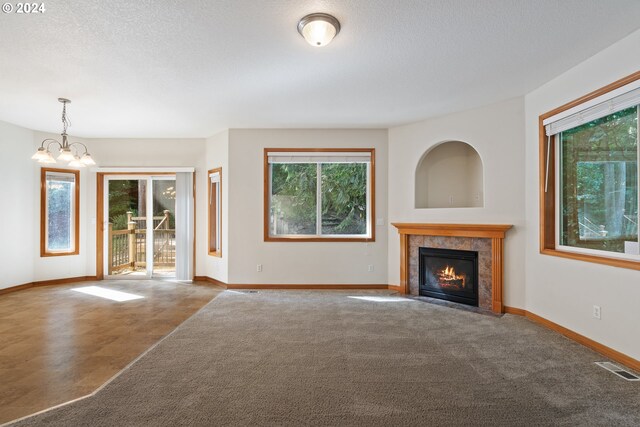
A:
104,175,176,278
151,177,177,277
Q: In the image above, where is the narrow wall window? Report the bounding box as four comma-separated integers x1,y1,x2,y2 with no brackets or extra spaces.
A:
264,148,375,242
41,168,80,256
540,71,640,269
208,168,222,256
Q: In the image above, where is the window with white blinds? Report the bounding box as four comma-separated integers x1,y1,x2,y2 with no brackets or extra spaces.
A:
540,74,640,264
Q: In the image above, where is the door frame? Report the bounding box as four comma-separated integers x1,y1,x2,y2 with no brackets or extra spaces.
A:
96,171,194,280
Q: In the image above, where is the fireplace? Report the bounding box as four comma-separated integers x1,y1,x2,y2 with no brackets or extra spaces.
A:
392,223,512,313
418,247,479,306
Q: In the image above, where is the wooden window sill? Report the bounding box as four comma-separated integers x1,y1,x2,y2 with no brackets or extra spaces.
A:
540,248,640,271
265,236,374,243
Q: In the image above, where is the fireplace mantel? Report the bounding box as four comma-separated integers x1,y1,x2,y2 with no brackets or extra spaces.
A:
392,223,512,238
392,223,512,313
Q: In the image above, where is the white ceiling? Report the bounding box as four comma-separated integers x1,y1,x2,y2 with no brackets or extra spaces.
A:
1,0,639,138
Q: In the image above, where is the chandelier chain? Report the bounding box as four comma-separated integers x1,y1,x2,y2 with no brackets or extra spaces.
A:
61,101,71,134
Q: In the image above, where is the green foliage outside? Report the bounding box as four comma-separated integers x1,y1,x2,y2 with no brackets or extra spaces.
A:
47,180,72,250
108,180,175,230
108,180,139,230
321,163,367,234
561,106,638,253
271,164,316,234
270,162,367,235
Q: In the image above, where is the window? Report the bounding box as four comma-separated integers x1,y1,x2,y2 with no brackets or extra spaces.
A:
540,71,640,269
41,168,79,256
208,168,222,256
264,148,375,241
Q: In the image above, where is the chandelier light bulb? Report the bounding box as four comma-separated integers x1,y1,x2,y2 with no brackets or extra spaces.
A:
31,147,49,160
38,152,56,164
57,147,75,162
68,156,86,168
80,153,96,165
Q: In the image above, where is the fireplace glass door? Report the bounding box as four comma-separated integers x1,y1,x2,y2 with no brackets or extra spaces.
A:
419,247,479,306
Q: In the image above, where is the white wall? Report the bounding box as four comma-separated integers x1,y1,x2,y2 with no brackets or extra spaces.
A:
388,97,527,308
227,129,389,285
0,121,36,289
524,29,640,360
0,124,93,288
83,138,206,277
203,130,229,283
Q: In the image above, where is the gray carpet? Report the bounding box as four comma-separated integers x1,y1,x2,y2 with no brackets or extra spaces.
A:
9,290,640,426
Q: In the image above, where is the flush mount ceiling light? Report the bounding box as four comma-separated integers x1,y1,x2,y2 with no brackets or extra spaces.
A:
31,98,96,167
297,13,341,47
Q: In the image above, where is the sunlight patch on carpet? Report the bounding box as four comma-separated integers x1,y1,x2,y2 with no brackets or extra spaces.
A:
348,296,415,302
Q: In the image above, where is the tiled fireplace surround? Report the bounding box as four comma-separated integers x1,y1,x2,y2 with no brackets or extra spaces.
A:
392,224,512,313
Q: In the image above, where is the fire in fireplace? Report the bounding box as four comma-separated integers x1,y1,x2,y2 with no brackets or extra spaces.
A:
418,247,478,306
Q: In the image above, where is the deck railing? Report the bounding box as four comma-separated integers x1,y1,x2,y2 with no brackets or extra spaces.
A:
108,210,176,274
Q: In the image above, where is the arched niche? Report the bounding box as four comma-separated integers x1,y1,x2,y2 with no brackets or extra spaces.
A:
415,141,484,208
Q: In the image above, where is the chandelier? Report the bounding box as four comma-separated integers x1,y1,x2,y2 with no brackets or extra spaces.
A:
31,98,96,167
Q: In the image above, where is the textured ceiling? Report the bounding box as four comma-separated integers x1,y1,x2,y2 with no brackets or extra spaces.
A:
1,0,639,138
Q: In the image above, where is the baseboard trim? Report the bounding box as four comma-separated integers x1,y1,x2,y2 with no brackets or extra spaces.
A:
193,276,228,288
504,305,639,372
0,282,33,295
0,276,98,296
387,284,403,293
503,306,526,316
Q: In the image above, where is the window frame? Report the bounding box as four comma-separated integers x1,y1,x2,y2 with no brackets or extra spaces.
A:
539,70,640,270
263,148,376,242
207,167,222,257
40,167,80,257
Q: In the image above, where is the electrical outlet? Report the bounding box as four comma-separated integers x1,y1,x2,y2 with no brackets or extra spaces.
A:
449,195,454,205
257,264,263,272
376,218,385,226
367,264,374,272
593,305,601,319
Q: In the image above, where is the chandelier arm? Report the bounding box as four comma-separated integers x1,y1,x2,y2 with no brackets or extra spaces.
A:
68,141,89,155
42,139,62,150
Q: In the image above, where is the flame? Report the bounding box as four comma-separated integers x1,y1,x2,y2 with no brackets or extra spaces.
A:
438,265,465,287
